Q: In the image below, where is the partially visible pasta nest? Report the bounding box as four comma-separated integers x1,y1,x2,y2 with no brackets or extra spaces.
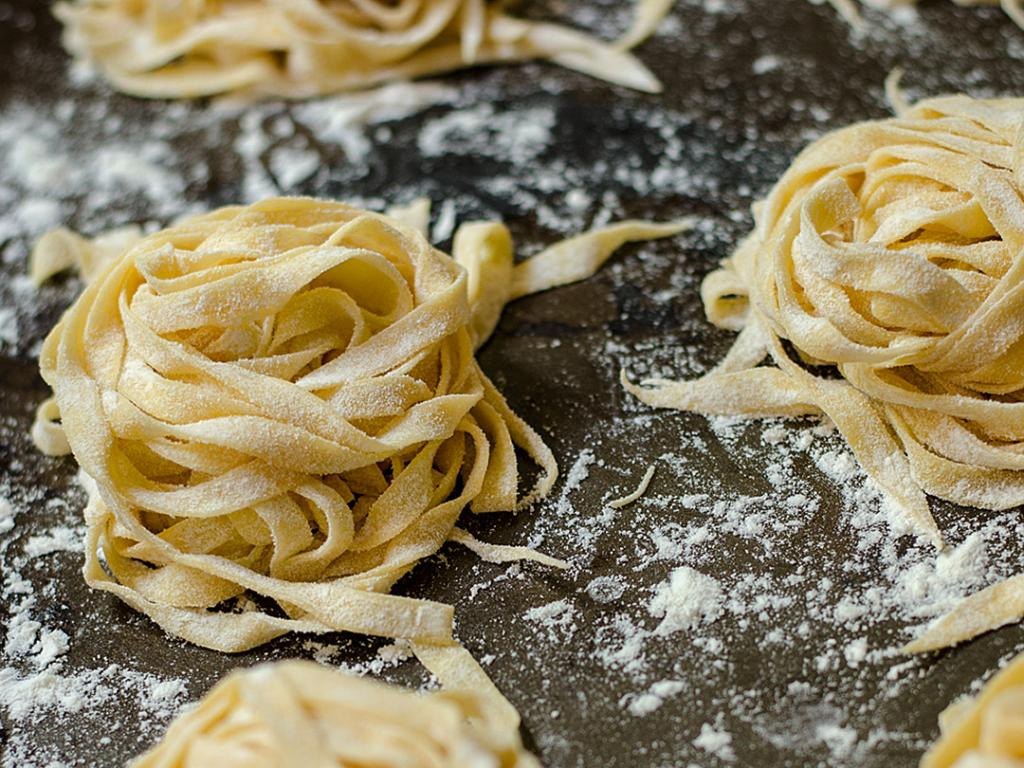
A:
626,94,1024,548
55,0,672,98
133,660,539,768
921,650,1024,768
33,196,683,657
826,0,1024,32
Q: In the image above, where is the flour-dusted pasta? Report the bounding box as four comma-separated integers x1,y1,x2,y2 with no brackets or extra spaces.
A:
55,0,673,99
133,660,539,768
624,94,1024,549
920,651,1024,768
31,197,685,707
824,0,1024,31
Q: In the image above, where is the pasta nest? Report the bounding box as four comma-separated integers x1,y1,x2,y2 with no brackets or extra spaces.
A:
627,95,1024,546
34,197,684,655
133,660,539,768
37,198,551,653
54,0,670,98
922,651,1024,768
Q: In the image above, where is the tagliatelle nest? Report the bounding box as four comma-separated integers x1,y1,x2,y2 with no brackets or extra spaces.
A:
626,94,1024,551
132,660,540,768
55,0,672,99
32,197,684,666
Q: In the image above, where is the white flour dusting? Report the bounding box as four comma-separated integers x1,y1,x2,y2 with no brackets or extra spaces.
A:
2,0,1023,766
648,567,724,636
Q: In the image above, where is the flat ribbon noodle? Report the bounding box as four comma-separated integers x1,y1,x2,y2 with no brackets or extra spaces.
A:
623,94,1024,552
921,650,1024,768
54,0,673,99
132,659,540,767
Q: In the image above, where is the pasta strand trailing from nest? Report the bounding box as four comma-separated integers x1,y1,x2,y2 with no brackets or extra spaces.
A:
31,196,686,717
132,660,539,767
55,0,673,99
624,94,1024,552
919,651,1024,768
905,573,1024,653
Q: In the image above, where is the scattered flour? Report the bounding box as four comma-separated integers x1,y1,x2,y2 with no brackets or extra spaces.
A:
2,1,1022,767
648,567,724,636
694,717,736,762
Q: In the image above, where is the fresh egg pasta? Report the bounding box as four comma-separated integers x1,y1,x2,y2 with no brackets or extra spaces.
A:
920,650,1024,768
31,196,684,714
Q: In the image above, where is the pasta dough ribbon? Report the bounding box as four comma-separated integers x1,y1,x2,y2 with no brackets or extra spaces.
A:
624,94,1024,550
905,575,1024,654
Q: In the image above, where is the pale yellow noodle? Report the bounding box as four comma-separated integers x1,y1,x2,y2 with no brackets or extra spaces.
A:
132,660,539,768
55,0,673,99
906,574,1024,653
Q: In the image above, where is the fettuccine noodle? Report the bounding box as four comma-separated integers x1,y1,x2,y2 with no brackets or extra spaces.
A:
825,0,1024,31
31,196,684,714
624,94,1024,550
920,650,1024,768
133,660,539,768
55,0,673,99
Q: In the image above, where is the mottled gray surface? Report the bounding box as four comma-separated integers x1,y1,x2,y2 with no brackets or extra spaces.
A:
2,1,1024,766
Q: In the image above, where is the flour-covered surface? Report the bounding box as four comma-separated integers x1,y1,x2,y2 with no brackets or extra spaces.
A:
2,1,1024,766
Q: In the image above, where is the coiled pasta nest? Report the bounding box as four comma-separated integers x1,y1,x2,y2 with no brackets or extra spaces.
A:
34,197,683,657
627,95,1024,547
133,660,539,768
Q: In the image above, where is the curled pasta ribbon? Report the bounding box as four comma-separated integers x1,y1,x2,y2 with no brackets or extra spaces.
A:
55,0,672,99
32,198,685,690
824,0,1024,31
624,94,1024,550
133,660,540,768
921,651,1024,768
